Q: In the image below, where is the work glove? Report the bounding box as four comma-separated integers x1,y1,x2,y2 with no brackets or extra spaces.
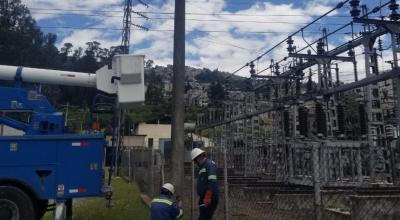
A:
178,200,183,208
175,196,183,208
203,191,213,207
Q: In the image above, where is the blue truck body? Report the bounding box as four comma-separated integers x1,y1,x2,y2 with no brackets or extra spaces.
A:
0,57,143,219
0,134,105,200
0,85,112,220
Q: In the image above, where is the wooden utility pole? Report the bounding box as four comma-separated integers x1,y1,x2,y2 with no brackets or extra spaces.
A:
171,0,186,193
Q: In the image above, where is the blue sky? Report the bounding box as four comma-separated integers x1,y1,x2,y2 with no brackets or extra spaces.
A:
22,0,391,78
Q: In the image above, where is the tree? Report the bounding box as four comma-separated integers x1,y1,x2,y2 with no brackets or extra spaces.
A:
0,0,58,67
145,69,165,105
40,33,60,68
145,59,154,69
209,82,226,107
60,43,73,63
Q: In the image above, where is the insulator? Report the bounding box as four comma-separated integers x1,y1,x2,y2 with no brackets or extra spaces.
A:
359,104,367,135
249,61,256,75
287,46,294,53
307,49,312,55
283,110,290,137
390,12,400,21
307,75,313,92
274,63,280,75
298,106,308,137
349,0,361,18
350,8,361,17
347,44,355,57
317,40,325,55
296,78,301,96
337,104,345,135
287,36,294,45
349,0,360,7
274,86,278,99
389,0,400,20
249,61,255,69
287,36,295,53
389,0,399,11
315,102,327,136
377,38,383,52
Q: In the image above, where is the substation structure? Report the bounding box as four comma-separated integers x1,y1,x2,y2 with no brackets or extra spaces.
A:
195,1,400,219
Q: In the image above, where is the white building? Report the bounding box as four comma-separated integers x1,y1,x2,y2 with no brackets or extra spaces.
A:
0,125,24,136
106,135,146,148
136,122,171,151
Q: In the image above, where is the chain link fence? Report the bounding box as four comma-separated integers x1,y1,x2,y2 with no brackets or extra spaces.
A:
120,147,163,198
204,139,400,220
118,138,400,220
120,147,198,219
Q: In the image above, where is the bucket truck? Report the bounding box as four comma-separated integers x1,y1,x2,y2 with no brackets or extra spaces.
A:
0,55,145,220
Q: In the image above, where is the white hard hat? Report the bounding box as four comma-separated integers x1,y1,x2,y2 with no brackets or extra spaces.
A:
191,148,205,160
162,183,175,195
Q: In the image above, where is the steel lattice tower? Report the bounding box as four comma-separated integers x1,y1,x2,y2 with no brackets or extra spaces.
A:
121,0,132,54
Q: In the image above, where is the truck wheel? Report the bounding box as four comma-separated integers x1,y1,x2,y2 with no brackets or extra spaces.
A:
0,186,36,220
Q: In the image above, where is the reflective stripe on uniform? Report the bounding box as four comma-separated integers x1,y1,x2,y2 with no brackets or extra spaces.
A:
151,198,173,206
208,175,217,180
176,209,183,219
199,168,206,174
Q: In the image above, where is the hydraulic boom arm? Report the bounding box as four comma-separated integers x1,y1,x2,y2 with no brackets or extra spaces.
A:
0,55,145,107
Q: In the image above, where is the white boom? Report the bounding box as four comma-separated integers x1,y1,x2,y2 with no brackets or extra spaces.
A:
0,65,96,87
0,55,145,107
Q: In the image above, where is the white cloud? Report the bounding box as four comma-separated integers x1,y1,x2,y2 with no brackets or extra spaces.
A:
23,0,362,77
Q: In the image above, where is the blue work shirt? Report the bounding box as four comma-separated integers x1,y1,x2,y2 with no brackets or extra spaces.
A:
197,158,219,204
150,194,183,220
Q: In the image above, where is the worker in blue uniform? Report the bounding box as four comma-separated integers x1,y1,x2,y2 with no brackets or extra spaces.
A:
191,148,219,220
150,183,183,220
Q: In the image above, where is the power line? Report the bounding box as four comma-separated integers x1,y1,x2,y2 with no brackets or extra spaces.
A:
28,8,356,17
229,0,351,76
38,26,352,35
232,0,390,77
199,34,251,51
185,0,353,10
186,0,263,4
30,11,355,26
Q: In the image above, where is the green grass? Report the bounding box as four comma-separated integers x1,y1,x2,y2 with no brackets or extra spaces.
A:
42,178,150,220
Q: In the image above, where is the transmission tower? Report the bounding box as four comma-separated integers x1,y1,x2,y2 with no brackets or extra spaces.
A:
121,0,133,54
121,0,149,54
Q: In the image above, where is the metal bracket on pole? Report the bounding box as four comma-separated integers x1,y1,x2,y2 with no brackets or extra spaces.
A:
289,53,356,63
353,18,400,34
